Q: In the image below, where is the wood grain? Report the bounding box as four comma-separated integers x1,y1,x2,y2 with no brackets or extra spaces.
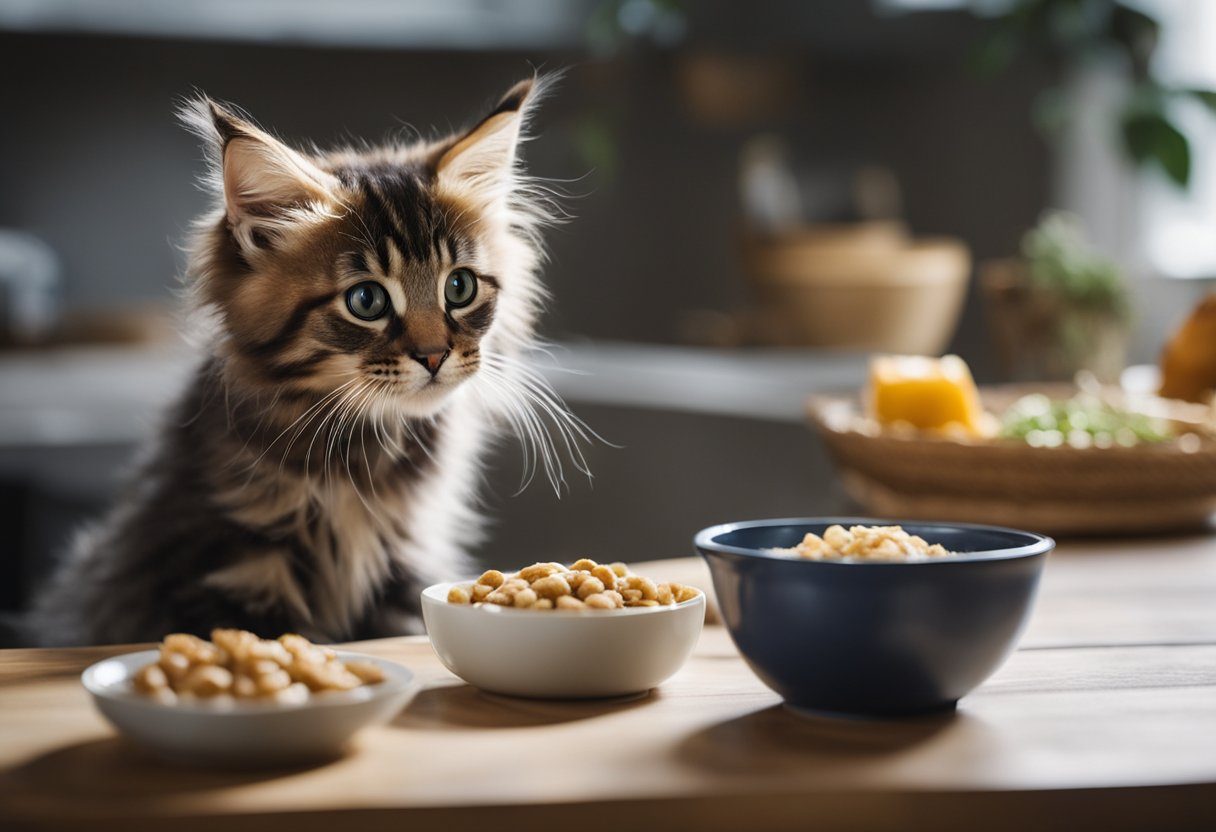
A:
1,538,1214,832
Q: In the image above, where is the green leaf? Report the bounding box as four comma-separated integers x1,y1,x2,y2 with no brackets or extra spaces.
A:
1182,88,1216,115
1121,112,1155,164
1121,110,1191,187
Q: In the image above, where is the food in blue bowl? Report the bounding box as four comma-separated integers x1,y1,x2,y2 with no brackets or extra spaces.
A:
695,518,1053,717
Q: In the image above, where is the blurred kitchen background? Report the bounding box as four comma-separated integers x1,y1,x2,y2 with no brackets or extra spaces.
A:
1,0,1214,615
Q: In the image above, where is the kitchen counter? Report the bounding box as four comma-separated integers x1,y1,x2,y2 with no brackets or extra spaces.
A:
2,537,1215,831
0,340,868,452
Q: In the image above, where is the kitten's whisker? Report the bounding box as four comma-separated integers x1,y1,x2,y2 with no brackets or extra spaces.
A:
475,363,565,493
303,380,367,481
371,386,397,462
308,379,366,490
342,386,383,516
510,381,601,473
335,384,374,495
322,393,353,493
504,369,601,446
513,387,592,481
475,352,603,495
354,386,382,505
375,386,413,462
324,381,367,485
292,378,366,480
242,376,359,487
484,365,556,491
366,383,391,458
255,377,357,460
491,357,610,460
472,368,539,491
369,381,414,461
398,411,438,465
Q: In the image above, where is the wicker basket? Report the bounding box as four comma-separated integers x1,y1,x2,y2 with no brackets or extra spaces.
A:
808,388,1216,535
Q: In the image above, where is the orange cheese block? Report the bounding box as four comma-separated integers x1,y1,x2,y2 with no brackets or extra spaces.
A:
868,354,986,435
1159,291,1216,404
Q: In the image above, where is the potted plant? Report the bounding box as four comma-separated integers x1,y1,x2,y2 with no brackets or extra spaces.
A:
983,212,1130,381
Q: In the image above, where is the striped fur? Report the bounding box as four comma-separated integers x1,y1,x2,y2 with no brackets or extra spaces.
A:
31,76,581,646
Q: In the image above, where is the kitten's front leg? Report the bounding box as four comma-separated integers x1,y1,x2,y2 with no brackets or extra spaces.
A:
169,585,312,643
350,606,425,641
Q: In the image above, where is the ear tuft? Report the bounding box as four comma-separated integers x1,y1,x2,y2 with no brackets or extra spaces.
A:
205,100,244,146
486,78,534,120
178,94,338,254
435,76,546,208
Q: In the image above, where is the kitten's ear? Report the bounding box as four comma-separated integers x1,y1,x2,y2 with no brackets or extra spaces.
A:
435,78,536,207
179,95,339,252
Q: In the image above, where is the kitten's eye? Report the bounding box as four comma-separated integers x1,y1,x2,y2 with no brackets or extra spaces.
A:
346,281,388,321
444,268,478,309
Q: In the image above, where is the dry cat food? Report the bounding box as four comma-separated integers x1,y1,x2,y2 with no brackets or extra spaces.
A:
776,524,954,562
446,559,701,611
132,630,385,705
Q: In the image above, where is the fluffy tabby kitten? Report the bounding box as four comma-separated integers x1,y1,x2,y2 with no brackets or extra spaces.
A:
33,76,586,646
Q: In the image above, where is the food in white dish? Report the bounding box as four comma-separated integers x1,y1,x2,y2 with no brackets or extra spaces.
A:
132,630,385,706
445,558,701,611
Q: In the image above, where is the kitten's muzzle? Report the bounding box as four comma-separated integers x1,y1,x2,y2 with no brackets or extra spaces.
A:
411,348,451,377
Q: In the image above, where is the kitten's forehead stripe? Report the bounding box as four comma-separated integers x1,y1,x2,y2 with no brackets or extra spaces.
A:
384,236,405,276
431,224,446,263
357,167,439,267
340,164,472,282
357,180,396,273
371,177,415,261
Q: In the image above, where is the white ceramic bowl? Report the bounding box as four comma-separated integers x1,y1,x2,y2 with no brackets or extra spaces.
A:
421,581,705,698
82,650,418,767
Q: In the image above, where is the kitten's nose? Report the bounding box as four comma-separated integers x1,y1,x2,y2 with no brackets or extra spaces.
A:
410,348,450,377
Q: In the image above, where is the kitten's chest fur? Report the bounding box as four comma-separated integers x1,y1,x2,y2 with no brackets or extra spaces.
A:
201,366,487,639
36,358,487,646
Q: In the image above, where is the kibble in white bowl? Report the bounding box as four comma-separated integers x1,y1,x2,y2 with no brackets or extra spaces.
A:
422,560,705,699
81,631,417,767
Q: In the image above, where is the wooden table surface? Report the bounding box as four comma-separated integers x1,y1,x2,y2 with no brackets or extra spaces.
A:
2,538,1216,832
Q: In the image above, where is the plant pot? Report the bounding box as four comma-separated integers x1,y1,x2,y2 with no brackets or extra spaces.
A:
981,259,1128,382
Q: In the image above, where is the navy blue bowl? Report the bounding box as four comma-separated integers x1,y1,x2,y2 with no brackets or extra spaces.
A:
695,518,1053,717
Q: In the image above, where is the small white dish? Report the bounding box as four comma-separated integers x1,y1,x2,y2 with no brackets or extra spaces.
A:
421,581,705,699
82,650,417,767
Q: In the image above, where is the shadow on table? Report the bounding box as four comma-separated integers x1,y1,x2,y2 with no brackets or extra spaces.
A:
393,680,657,730
2,736,341,802
675,703,969,774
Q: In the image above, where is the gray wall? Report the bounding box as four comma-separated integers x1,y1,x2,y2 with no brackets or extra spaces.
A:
0,20,1052,373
